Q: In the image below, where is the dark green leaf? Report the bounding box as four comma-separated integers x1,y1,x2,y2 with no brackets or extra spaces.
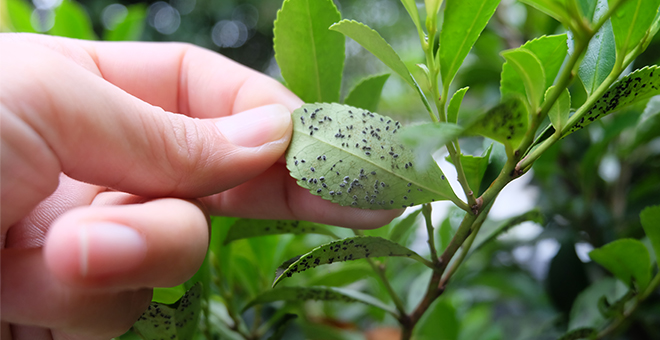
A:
589,238,652,291
547,86,571,131
640,205,660,263
519,0,572,26
286,103,460,209
49,0,96,40
501,48,546,111
399,122,464,169
471,96,529,149
4,0,36,33
223,219,338,245
608,0,660,56
556,328,597,340
389,207,423,245
273,236,431,286
104,4,146,41
414,299,459,340
267,314,298,340
447,86,469,123
274,0,344,103
579,0,616,95
564,65,660,136
344,74,391,112
446,144,493,196
133,283,202,340
439,0,501,88
243,286,396,315
568,278,628,330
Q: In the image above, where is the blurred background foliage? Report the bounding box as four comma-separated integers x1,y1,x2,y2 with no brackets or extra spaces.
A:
2,0,659,339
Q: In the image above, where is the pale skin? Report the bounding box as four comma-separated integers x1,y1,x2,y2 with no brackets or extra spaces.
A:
0,33,401,340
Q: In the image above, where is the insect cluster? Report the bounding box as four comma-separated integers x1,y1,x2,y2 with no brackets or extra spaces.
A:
286,103,454,210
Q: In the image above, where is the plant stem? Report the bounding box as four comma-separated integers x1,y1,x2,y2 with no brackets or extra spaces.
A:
422,204,439,266
210,254,253,340
366,258,408,317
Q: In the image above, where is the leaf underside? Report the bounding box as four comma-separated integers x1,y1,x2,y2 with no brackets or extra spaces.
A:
286,103,457,209
223,219,338,245
133,283,202,340
471,96,529,149
565,65,660,136
273,236,426,286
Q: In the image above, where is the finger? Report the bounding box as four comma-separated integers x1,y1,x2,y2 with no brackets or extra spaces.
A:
43,198,209,288
203,164,404,229
1,247,151,338
1,39,292,228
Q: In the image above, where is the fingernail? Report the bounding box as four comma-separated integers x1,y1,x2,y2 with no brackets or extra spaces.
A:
79,223,147,278
215,104,291,147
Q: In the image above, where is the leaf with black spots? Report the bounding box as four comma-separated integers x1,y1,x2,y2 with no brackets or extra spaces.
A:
471,96,529,149
224,219,338,245
132,283,202,340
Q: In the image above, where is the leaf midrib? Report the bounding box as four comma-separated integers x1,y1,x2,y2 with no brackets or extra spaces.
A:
304,0,323,102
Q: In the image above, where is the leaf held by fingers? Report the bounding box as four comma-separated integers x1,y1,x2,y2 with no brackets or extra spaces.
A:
132,283,202,340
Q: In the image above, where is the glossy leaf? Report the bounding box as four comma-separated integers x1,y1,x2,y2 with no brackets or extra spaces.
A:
344,73,391,112
589,238,652,291
399,122,464,169
388,207,423,245
579,0,616,95
640,205,660,263
565,65,660,136
4,0,36,33
273,236,431,286
447,86,469,123
224,219,338,244
286,103,459,209
501,48,546,111
274,0,344,103
608,0,660,55
519,0,571,26
243,286,396,315
547,86,571,131
50,0,96,40
501,34,568,101
104,4,146,41
267,314,298,340
557,328,597,340
414,299,459,340
446,144,493,196
439,0,501,88
471,96,529,149
133,283,202,340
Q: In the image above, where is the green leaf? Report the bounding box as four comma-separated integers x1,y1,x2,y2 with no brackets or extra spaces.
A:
546,86,571,131
274,0,344,103
414,299,459,340
104,4,146,41
49,0,96,40
401,0,424,34
500,34,568,101
389,207,423,245
133,283,202,340
267,314,298,340
630,96,660,150
589,238,652,291
306,262,375,287
4,0,36,33
273,236,431,286
577,0,598,20
425,0,444,17
608,0,660,56
447,144,493,196
579,0,616,95
470,209,543,254
501,48,546,111
519,0,571,26
344,74,391,112
447,86,469,123
640,205,660,263
286,103,460,209
439,0,501,88
243,286,396,315
223,219,338,245
565,65,660,136
471,96,529,149
152,284,186,304
568,278,628,330
399,122,464,169
556,328,597,340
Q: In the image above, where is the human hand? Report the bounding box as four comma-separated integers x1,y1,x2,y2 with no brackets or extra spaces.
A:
0,33,401,340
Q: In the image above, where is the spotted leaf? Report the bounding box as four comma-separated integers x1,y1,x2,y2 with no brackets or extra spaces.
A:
133,283,202,340
273,236,432,286
470,96,529,149
286,103,461,209
243,286,396,315
564,65,660,136
224,219,338,245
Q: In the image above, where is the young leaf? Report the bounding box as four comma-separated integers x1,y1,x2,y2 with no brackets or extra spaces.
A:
446,144,493,196
447,86,469,123
439,0,501,88
500,34,568,101
243,286,396,315
344,73,391,112
401,0,424,35
286,103,460,209
273,236,432,286
640,205,660,263
546,86,571,131
578,0,616,96
564,65,660,136
608,0,660,56
132,283,202,340
589,238,652,291
274,0,344,103
223,219,338,245
501,48,546,111
267,314,298,340
399,122,464,169
556,328,597,340
471,96,529,149
388,207,423,245
519,0,572,26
